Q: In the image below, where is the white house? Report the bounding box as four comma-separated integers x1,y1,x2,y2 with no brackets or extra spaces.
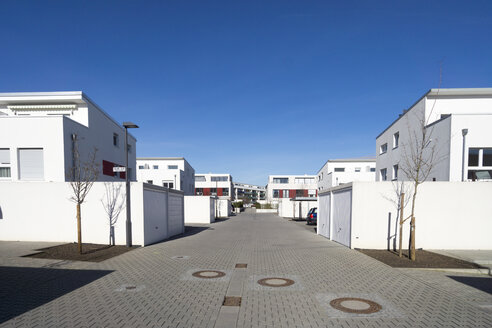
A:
317,157,376,191
266,175,317,203
0,91,137,182
233,182,266,202
136,157,195,195
376,88,492,182
195,173,234,200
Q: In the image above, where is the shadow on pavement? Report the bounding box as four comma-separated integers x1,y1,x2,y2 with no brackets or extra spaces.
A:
0,266,113,324
448,275,492,295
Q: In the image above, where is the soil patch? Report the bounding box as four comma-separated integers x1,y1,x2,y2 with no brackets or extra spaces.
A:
357,249,482,269
24,243,138,263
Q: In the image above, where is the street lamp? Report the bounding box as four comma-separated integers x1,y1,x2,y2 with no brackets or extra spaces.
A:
123,121,139,247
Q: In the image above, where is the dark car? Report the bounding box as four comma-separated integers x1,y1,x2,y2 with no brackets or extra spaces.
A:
306,207,317,225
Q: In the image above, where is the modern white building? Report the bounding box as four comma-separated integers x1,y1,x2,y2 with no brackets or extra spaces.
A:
376,88,492,182
266,175,317,203
317,157,376,192
136,157,195,195
233,182,266,202
195,173,234,200
0,91,137,182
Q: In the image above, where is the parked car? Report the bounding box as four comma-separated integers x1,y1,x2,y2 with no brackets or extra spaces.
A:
306,207,317,225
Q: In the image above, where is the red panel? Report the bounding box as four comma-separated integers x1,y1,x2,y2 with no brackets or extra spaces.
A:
218,188,223,196
102,160,114,176
289,190,296,198
316,190,318,197
120,171,126,179
303,189,308,197
203,188,210,196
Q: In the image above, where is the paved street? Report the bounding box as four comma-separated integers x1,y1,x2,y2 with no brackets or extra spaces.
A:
1,213,492,327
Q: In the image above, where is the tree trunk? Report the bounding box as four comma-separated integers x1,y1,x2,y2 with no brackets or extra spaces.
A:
77,203,82,254
398,193,404,257
410,216,416,261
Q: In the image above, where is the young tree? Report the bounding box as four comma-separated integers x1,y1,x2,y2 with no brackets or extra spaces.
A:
101,182,125,245
67,136,99,254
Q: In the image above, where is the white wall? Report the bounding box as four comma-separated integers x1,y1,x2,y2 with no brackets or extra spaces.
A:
278,198,318,219
184,196,215,224
0,182,183,246
217,199,231,218
318,181,492,249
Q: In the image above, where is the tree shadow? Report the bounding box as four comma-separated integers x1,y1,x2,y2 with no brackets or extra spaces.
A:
447,276,492,295
0,266,113,324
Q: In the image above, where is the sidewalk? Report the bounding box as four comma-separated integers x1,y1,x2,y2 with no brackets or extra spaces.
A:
1,213,491,327
430,249,492,274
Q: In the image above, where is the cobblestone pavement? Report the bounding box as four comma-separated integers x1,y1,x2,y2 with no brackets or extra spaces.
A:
1,213,492,327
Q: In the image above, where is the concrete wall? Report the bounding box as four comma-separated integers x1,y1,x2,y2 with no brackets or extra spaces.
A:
278,199,318,219
318,181,492,249
184,196,215,224
217,199,231,218
0,182,183,246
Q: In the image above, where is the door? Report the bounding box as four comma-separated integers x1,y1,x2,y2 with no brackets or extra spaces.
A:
332,189,352,247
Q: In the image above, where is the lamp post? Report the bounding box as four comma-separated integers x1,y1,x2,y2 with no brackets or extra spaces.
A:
123,122,139,247
462,128,468,182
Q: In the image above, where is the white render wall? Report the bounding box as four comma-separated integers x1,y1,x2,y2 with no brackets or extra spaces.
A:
137,158,195,195
0,182,183,246
184,196,215,224
278,198,318,219
317,181,492,249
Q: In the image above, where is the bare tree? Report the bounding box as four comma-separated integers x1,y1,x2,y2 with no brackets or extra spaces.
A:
67,135,99,254
101,182,125,245
382,180,411,256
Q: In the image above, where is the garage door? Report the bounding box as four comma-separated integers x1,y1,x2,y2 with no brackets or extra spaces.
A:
332,189,352,247
318,193,331,239
18,148,44,180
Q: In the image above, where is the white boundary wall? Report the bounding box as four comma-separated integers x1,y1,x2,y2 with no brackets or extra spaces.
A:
278,199,318,219
217,199,231,218
0,182,184,246
184,196,215,224
318,181,492,249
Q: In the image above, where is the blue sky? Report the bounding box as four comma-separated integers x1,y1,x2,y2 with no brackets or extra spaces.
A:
1,1,491,186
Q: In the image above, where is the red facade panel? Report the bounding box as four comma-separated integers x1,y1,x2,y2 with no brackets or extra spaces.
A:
218,188,223,196
303,189,308,197
102,160,114,176
289,190,296,198
203,188,211,196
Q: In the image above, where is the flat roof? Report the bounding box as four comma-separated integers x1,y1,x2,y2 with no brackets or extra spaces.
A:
137,157,185,160
376,87,492,139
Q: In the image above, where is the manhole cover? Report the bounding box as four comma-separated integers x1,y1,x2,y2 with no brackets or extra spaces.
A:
192,270,226,279
125,286,136,290
223,296,241,306
330,297,382,314
171,255,190,260
235,263,247,268
257,277,295,287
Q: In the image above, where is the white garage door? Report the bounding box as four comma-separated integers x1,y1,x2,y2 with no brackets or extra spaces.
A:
332,189,352,247
318,193,331,239
18,148,44,180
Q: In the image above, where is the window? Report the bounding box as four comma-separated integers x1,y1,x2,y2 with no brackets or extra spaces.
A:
467,148,492,181
113,133,119,147
296,190,304,197
222,188,229,196
273,189,280,198
393,164,399,180
370,167,376,172
211,176,228,181
294,177,315,184
138,165,145,169
272,177,288,184
153,165,159,169
147,180,153,184
468,148,479,166
484,149,492,166
393,132,399,148
163,181,174,189
18,148,44,180
138,164,149,170
195,175,206,182
282,189,289,198
0,148,11,178
127,144,132,153
380,143,388,154
380,168,387,181
308,189,316,197
195,188,203,195
210,188,217,196
355,167,361,172
168,165,178,169
334,168,345,172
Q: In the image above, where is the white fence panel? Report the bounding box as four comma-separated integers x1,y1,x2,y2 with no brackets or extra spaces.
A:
332,189,352,247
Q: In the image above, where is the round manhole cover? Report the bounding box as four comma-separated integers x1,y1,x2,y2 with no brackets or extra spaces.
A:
329,297,382,314
257,277,295,287
192,270,226,279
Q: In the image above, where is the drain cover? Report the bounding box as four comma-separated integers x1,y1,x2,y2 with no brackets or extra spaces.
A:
235,263,247,268
223,296,241,306
330,297,382,314
257,277,295,287
192,270,226,279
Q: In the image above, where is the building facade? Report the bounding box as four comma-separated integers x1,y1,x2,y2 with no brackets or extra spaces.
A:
376,88,492,182
317,157,376,191
136,157,195,195
233,182,266,202
266,175,317,203
0,91,137,182
195,173,234,200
